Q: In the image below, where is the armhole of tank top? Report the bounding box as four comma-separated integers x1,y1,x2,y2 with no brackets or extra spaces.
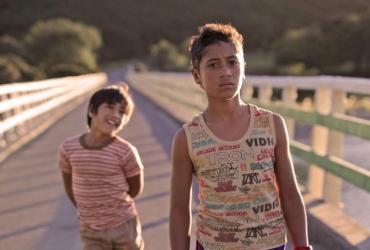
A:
248,104,256,130
269,111,277,148
182,124,196,163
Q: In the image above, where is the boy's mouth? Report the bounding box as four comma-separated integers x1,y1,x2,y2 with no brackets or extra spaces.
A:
107,119,118,127
219,82,234,87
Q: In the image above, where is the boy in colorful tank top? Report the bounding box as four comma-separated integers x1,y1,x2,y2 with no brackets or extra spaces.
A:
58,83,144,250
169,23,313,250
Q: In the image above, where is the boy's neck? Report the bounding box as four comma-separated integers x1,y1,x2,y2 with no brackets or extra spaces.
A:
205,96,246,122
84,131,115,147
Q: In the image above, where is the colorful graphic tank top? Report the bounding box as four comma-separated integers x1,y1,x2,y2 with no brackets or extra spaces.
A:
183,104,287,250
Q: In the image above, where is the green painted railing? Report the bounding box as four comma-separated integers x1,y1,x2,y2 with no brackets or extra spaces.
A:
254,101,370,140
290,141,370,192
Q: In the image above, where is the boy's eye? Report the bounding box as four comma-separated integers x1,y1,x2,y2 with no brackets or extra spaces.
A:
228,60,239,66
208,62,220,68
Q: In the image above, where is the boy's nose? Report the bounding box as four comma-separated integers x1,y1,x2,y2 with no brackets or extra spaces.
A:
220,64,232,77
112,110,121,118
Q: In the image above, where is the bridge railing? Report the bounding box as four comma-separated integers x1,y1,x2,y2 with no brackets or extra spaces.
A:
0,73,107,162
127,71,370,249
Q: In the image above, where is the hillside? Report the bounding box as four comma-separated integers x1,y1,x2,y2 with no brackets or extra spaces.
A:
1,0,369,62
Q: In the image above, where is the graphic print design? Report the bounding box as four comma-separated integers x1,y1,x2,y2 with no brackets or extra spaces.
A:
185,107,286,249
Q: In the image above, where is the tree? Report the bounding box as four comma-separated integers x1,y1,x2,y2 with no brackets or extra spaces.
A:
0,35,26,57
273,10,370,76
0,54,45,84
25,18,102,77
148,39,188,71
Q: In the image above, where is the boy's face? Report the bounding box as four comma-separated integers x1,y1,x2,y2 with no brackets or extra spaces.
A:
192,41,245,101
89,101,126,137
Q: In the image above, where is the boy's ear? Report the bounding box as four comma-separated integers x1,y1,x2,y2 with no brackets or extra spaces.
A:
88,105,94,117
191,68,202,85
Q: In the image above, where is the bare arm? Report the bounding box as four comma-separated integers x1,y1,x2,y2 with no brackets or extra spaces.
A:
170,128,194,250
127,173,144,199
62,171,76,207
273,114,309,247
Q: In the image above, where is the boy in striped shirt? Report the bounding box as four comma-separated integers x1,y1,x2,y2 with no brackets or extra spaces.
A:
58,83,144,250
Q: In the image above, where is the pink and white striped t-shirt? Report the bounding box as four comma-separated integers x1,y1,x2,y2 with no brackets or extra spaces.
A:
58,134,143,230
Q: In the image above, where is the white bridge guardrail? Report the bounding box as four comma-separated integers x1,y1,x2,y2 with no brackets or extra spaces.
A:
0,73,107,163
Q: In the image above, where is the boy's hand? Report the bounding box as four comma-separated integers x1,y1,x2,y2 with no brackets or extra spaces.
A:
127,173,143,199
62,171,76,207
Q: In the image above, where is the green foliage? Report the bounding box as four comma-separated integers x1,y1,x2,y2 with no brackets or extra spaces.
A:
0,18,101,82
25,17,102,51
179,37,192,56
245,52,277,75
41,46,97,73
0,35,26,57
46,63,91,78
277,63,319,76
273,10,370,76
1,0,369,76
0,54,45,84
0,57,21,84
25,17,102,77
2,0,369,64
133,62,148,72
335,12,370,76
148,39,189,71
273,26,326,69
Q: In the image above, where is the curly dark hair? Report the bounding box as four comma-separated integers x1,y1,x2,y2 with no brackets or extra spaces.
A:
189,23,244,69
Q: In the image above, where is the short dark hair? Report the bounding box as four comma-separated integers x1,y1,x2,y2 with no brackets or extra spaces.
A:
87,83,134,128
189,23,244,69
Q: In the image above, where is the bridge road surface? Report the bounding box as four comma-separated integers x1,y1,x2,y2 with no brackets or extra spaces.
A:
0,85,200,249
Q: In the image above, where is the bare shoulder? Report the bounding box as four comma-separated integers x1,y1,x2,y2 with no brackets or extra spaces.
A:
171,127,193,171
173,127,187,143
272,113,288,133
172,128,190,156
272,112,286,128
272,113,289,145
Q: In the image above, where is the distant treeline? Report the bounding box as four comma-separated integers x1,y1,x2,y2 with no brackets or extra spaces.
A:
1,0,370,80
0,18,101,83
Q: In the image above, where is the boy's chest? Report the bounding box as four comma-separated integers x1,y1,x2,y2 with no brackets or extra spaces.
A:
69,149,123,176
207,118,250,141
